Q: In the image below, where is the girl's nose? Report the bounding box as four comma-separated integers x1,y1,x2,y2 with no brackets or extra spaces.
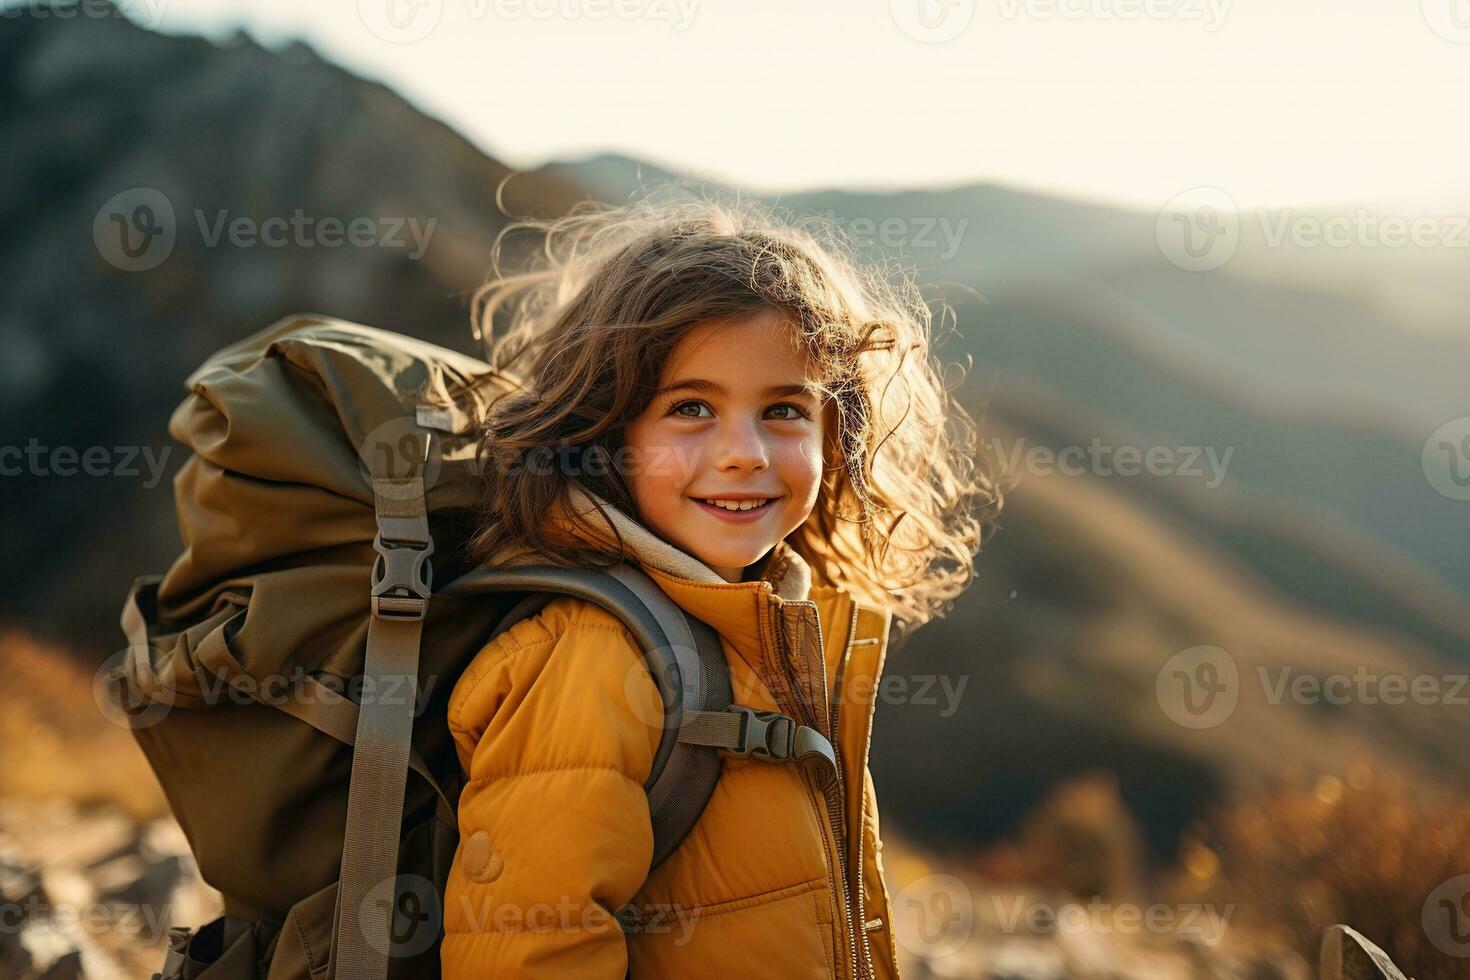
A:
712,421,770,472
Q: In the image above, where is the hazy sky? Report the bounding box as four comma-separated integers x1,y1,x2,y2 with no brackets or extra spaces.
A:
129,0,1470,213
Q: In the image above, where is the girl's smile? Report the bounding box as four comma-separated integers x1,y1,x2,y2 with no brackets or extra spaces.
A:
688,494,785,524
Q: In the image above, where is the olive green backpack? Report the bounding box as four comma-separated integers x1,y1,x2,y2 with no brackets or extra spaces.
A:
109,314,839,980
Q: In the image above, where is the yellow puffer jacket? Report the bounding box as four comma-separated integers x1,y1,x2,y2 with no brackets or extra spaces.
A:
439,488,903,979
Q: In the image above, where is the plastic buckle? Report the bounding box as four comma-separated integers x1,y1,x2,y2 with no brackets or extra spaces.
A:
729,704,798,762
370,532,434,621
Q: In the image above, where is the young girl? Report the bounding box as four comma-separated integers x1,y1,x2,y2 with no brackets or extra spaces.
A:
439,191,998,979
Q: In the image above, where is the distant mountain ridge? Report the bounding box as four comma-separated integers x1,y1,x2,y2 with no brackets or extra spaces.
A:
0,3,587,641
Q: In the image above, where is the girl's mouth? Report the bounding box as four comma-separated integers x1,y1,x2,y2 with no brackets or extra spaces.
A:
689,496,781,524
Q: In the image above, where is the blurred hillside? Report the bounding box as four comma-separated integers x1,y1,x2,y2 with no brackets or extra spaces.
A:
2,6,1467,977
0,3,587,645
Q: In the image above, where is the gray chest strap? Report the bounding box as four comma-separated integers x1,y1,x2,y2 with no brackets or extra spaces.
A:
678,704,838,781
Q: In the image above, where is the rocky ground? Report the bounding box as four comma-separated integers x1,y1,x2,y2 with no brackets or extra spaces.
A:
0,797,220,980
0,794,1310,980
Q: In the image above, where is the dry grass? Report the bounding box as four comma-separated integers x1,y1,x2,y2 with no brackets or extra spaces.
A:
963,769,1469,977
1167,766,1470,980
0,626,166,819
968,772,1148,902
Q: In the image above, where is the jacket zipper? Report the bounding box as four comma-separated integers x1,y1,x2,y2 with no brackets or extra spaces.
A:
770,595,869,980
829,602,874,980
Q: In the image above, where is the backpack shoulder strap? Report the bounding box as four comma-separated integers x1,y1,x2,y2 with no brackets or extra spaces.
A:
440,562,838,869
330,474,435,980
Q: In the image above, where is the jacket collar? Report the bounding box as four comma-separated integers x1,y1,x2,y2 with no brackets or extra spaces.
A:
482,485,822,663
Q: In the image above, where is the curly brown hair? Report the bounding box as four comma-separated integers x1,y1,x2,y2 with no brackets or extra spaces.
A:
467,185,1001,639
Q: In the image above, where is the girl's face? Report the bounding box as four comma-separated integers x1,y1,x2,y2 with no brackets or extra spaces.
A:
622,308,828,583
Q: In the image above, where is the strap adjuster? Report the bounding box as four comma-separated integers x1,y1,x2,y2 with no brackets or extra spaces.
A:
370,532,434,620
728,704,798,762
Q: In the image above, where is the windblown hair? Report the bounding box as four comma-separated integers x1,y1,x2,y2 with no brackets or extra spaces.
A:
468,186,1002,639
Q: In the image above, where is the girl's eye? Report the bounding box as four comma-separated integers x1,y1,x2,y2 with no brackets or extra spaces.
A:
670,400,713,419
668,400,812,421
766,403,811,421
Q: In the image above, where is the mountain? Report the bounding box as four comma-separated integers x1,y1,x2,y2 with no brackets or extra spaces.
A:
0,4,590,645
